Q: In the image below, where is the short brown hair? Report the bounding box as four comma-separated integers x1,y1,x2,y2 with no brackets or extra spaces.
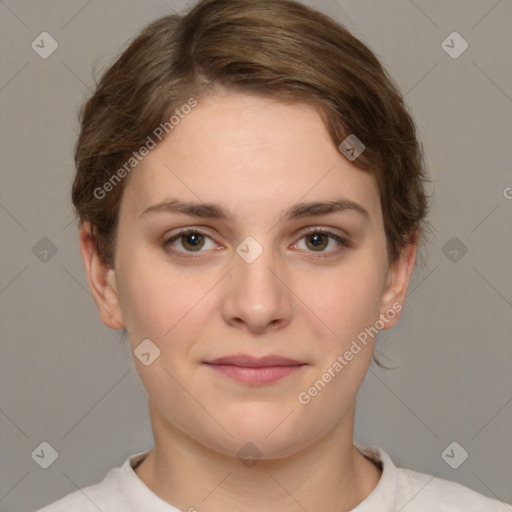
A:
72,0,429,268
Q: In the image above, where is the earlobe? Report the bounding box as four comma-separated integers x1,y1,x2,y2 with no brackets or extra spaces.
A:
79,222,125,330
379,235,418,330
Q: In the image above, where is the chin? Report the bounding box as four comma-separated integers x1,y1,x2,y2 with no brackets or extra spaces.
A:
201,408,318,461
206,431,308,462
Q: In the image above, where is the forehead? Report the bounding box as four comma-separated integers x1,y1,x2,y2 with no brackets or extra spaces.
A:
120,92,381,222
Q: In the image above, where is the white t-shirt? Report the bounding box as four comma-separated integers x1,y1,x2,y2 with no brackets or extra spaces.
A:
36,444,510,511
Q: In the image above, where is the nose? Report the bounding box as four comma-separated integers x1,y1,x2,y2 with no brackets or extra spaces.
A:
221,239,293,335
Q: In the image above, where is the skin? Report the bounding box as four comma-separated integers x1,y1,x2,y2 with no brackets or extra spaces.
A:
80,90,417,512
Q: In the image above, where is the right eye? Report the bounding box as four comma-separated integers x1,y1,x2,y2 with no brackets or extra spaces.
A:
163,228,219,257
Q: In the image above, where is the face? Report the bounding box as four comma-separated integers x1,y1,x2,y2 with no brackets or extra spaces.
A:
82,91,415,460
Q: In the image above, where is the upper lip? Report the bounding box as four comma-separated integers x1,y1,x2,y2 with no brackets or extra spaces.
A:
205,354,306,367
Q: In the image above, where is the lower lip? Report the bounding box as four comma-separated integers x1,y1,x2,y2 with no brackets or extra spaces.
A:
205,364,305,385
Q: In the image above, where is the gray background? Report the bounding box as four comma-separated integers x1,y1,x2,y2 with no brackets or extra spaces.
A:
1,0,511,510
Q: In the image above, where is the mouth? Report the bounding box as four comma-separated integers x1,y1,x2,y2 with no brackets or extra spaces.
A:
203,354,307,385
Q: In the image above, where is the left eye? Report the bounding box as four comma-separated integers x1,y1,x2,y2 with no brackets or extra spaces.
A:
292,230,347,254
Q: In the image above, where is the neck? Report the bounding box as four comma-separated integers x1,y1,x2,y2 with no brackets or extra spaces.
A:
134,402,382,512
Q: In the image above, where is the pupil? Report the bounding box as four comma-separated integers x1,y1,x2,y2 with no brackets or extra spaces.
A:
308,233,327,250
184,233,203,250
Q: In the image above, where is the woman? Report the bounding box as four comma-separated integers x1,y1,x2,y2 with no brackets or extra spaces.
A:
37,0,509,510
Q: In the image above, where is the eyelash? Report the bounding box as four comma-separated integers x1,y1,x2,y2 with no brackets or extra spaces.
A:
162,227,350,260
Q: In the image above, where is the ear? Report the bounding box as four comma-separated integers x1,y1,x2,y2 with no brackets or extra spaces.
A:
378,233,418,330
79,222,125,330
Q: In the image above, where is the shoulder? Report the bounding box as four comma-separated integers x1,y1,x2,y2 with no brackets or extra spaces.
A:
356,444,511,512
396,466,510,511
34,460,130,512
34,449,184,512
388,453,509,511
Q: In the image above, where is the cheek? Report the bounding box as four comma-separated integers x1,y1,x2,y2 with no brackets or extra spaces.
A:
293,264,385,418
115,249,225,369
115,250,192,341
303,261,386,348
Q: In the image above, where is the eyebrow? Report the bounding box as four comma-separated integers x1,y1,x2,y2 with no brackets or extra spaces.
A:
140,198,368,221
